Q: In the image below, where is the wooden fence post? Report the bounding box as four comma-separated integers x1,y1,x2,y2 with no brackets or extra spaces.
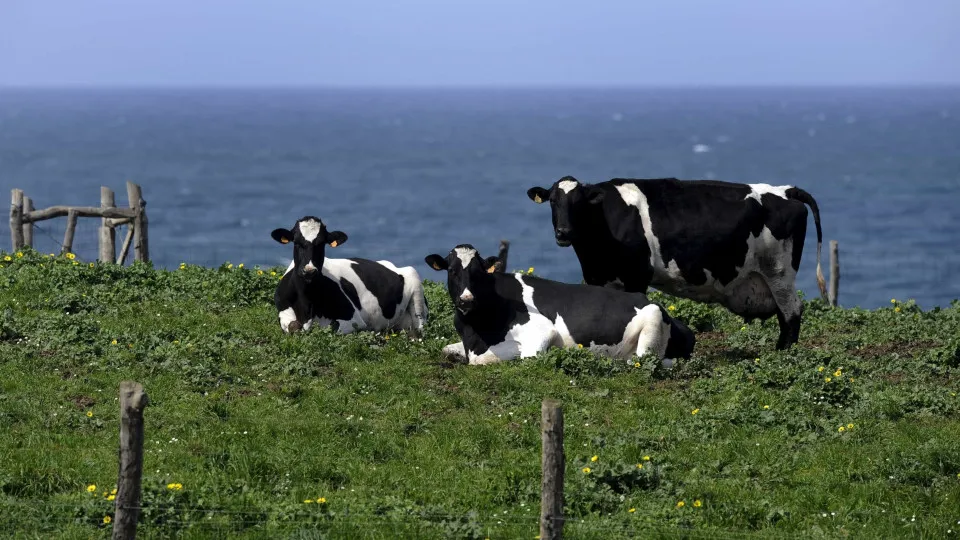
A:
828,240,839,307
126,182,148,263
117,227,134,265
100,187,116,263
61,210,79,255
22,196,34,247
10,189,24,252
540,399,565,540
113,381,149,540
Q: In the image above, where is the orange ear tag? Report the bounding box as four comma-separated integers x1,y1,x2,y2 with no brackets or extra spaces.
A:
330,240,338,247
280,238,290,244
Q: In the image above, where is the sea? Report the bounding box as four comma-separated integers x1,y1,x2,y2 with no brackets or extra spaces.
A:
1,87,958,310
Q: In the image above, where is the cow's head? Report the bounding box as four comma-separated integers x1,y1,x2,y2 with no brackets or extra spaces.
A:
527,176,605,246
424,244,502,316
271,216,347,283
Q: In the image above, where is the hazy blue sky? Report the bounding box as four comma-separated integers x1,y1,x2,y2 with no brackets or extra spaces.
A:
1,0,958,87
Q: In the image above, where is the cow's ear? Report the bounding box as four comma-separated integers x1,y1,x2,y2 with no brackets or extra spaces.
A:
586,187,605,205
424,255,448,271
271,228,294,244
326,231,347,248
527,187,550,204
483,256,503,274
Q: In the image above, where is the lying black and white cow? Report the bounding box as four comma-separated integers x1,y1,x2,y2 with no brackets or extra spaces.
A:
527,176,826,350
424,244,695,365
271,216,428,337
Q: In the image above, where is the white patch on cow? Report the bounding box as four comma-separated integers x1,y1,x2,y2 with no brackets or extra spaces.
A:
744,183,791,203
378,260,428,337
553,313,576,347
283,260,295,276
454,247,477,269
633,305,671,361
515,274,540,314
615,183,665,270
278,307,298,333
558,179,579,193
459,288,474,302
298,218,322,242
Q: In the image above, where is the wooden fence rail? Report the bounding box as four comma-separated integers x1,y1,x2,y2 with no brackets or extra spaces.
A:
9,182,148,264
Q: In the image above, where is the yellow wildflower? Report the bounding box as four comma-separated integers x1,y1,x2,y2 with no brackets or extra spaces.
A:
65,252,76,260
636,463,643,469
527,267,534,274
238,263,244,269
173,340,180,344
257,270,264,275
86,411,93,418
317,497,327,504
817,366,825,372
127,343,133,349
847,423,854,429
3,256,11,261
582,467,591,474
166,482,183,490
693,500,702,508
691,408,700,415
838,426,845,433
834,369,842,377
849,377,855,382
89,262,95,268
676,501,685,508
667,305,676,311
577,343,583,348
894,307,901,313
111,488,117,495
270,271,277,276
628,507,636,513
48,253,54,257
891,298,897,304
634,362,640,368
103,516,111,524
763,405,770,410
226,263,233,269
825,377,832,383
72,261,79,266
87,484,97,493
111,339,118,345
304,499,314,504
591,455,598,462
740,326,746,331
643,455,650,461
16,252,23,258
107,494,115,501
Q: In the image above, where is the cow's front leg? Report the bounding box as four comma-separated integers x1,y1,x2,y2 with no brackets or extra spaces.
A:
441,342,468,364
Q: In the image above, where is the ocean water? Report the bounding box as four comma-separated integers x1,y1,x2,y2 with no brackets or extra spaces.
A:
1,87,958,309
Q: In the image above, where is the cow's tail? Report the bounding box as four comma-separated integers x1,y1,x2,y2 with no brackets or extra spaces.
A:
786,186,827,301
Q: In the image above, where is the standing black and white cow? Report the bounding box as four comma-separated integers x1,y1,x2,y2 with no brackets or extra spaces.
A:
527,176,826,350
424,244,695,365
272,216,428,336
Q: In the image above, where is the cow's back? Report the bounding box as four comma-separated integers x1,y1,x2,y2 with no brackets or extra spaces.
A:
341,258,407,320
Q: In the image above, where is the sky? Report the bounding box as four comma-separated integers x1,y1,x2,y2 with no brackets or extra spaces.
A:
1,0,959,87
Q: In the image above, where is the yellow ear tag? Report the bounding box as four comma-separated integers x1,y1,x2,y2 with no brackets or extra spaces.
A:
329,240,338,247
487,265,497,273
431,262,442,270
280,238,290,244
534,195,543,203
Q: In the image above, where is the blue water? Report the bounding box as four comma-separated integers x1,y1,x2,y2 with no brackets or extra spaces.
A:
1,87,958,309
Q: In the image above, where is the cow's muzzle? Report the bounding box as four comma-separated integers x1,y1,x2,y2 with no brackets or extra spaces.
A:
298,264,319,282
555,228,572,246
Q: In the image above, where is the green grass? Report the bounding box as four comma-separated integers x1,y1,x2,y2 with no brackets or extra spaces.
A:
1,247,959,539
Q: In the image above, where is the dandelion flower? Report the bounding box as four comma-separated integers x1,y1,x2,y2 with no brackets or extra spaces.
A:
667,305,676,311
838,426,845,433
111,488,117,495
817,366,825,372
740,326,746,331
834,369,842,377
16,252,24,258
111,339,118,345
847,423,854,429
591,455,598,462
87,484,97,493
527,267,534,274
226,263,234,269
86,411,93,418
643,456,651,461
89,262,95,268
894,307,901,313
65,252,76,260
891,298,897,304
634,362,640,368
693,500,702,508
103,516,111,524
3,256,10,261
628,507,636,513
238,263,244,269
825,377,832,383
304,499,314,504
636,463,643,469
577,343,583,349
582,467,591,474
676,501,685,508
166,482,183,490
691,408,700,415
107,494,115,501
257,270,264,275
317,497,327,504
763,405,770,410
72,261,79,266
270,271,277,276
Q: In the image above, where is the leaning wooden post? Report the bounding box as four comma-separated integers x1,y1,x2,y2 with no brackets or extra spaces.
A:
10,189,24,251
498,239,510,271
828,240,840,307
540,399,565,540
61,210,79,255
22,196,34,247
117,226,134,265
113,381,149,540
126,182,148,263
99,187,116,263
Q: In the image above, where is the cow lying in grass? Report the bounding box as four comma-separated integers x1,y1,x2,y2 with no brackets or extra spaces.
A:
272,216,428,337
424,244,695,365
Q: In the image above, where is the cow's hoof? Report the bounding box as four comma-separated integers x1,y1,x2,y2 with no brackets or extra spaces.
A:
288,321,303,333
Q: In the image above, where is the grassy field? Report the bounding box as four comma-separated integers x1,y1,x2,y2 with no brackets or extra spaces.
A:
1,248,959,539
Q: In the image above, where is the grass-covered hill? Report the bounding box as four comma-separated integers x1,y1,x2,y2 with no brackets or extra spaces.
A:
1,248,959,539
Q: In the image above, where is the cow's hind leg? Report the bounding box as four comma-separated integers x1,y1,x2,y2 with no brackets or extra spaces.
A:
631,304,672,365
762,276,802,350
